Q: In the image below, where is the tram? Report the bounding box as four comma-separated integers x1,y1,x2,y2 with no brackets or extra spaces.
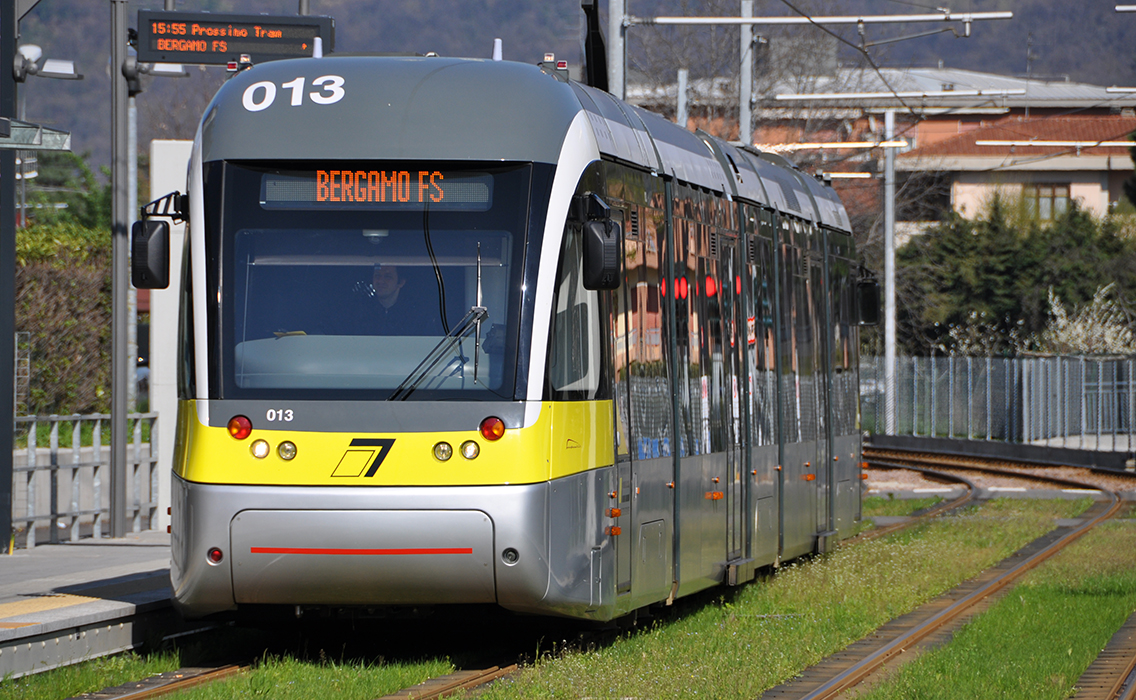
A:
134,51,877,621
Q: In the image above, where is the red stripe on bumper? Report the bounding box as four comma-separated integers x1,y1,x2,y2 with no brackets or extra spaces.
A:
250,547,473,556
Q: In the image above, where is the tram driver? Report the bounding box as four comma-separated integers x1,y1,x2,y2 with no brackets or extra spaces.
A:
357,263,442,336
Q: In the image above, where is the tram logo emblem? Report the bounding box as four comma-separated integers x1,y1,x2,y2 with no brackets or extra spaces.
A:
331,438,396,477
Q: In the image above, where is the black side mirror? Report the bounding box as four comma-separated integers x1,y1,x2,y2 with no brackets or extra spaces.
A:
857,280,880,326
132,219,170,289
583,218,621,290
573,192,621,290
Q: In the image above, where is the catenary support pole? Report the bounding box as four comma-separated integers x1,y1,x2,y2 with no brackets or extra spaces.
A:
884,109,896,435
110,0,129,537
739,0,752,145
608,0,625,99
676,68,688,127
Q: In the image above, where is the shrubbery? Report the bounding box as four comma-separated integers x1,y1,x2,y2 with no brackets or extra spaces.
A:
15,222,111,415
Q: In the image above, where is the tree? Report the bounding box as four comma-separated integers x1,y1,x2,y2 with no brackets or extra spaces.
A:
1026,284,1136,356
25,151,110,229
895,195,1136,356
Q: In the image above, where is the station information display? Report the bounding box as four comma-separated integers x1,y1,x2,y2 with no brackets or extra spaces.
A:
136,10,334,65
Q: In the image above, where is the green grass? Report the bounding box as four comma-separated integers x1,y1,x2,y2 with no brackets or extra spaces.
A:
853,515,1136,700
480,498,1089,699
863,495,944,518
170,655,453,700
0,627,452,700
0,651,180,700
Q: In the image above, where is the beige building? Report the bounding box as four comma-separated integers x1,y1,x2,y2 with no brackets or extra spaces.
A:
897,115,1136,221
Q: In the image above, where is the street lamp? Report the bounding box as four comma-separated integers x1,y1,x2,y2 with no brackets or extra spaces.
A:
13,43,82,81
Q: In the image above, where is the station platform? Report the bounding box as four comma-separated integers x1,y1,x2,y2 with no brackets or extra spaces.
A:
0,531,175,679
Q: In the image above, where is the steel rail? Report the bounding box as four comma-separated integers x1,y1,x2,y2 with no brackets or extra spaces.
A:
849,461,975,542
65,665,246,700
791,451,1123,700
376,665,518,699
864,447,1136,491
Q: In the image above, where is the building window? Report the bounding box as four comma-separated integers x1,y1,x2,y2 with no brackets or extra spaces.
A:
1024,184,1070,220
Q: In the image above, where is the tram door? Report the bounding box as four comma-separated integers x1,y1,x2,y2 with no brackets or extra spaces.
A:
719,236,745,561
611,205,633,597
610,192,674,605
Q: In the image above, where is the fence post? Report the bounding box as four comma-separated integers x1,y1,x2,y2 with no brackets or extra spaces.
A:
930,355,937,438
1096,359,1102,449
1079,357,1086,450
132,414,142,533
93,417,103,538
985,356,992,440
948,357,955,438
70,415,81,542
26,419,36,548
1122,359,1131,452
1023,359,1030,443
1054,359,1063,445
49,417,59,544
912,357,919,436
149,414,159,527
966,356,973,439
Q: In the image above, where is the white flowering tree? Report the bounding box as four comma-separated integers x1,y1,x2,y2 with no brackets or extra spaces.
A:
1026,284,1136,356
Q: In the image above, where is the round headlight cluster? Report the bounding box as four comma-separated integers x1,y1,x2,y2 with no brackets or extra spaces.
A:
433,442,453,461
246,435,298,461
250,439,270,459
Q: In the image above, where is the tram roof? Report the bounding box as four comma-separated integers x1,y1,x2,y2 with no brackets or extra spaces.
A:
200,55,850,233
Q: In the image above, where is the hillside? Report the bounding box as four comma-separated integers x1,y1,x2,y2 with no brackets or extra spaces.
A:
13,0,1136,173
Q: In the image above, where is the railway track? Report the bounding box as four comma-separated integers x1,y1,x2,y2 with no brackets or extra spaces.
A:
61,448,1136,700
66,665,247,700
761,447,1136,700
68,663,517,700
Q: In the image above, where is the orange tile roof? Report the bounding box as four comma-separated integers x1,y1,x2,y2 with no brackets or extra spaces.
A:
900,115,1136,158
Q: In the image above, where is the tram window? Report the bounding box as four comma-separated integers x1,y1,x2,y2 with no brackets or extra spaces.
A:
548,228,603,397
214,160,534,400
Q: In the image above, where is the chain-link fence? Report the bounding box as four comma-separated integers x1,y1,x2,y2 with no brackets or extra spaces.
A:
860,355,1136,452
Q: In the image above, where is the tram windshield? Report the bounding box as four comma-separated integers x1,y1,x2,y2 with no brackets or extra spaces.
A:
209,161,536,401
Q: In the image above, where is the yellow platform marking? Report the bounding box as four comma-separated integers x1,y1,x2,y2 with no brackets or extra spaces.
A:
0,594,102,621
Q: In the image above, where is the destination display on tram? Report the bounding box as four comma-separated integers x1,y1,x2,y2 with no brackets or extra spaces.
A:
261,169,494,211
136,10,334,65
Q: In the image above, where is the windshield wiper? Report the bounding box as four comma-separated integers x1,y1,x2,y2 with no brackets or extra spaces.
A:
388,305,488,401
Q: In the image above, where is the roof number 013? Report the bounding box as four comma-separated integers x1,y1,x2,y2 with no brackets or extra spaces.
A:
242,75,345,112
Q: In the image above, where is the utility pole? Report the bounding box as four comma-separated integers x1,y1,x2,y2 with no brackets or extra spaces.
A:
1,0,17,551
110,0,129,537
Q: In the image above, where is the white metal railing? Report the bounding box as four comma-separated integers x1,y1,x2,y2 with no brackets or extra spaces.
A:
10,412,158,549
860,355,1136,452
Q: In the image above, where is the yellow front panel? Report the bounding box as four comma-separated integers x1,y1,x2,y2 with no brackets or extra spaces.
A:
175,400,614,487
